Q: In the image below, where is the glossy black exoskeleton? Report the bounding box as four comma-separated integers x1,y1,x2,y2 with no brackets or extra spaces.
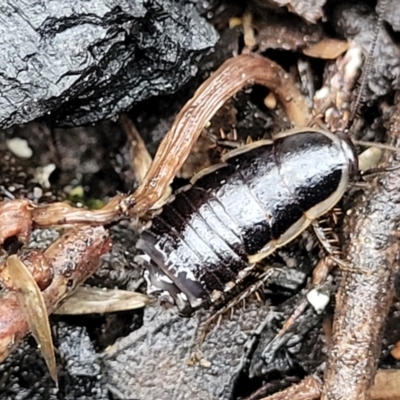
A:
136,128,358,314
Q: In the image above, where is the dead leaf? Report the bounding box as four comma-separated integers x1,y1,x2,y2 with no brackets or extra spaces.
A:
6,255,57,384
303,38,349,60
54,285,149,315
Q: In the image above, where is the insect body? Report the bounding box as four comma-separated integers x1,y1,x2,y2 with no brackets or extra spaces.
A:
137,128,358,314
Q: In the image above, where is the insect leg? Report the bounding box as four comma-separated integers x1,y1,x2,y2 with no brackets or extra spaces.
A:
189,268,278,363
311,220,341,258
203,269,276,337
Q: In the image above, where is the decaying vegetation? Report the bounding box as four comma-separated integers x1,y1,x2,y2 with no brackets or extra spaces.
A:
0,1,399,399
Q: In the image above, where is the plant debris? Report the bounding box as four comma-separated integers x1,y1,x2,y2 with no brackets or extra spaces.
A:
0,1,400,399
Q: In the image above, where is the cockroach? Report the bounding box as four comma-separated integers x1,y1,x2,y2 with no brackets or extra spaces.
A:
135,2,389,318
136,128,357,314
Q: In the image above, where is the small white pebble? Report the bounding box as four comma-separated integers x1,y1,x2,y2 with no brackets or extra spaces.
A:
307,288,330,314
34,164,56,189
358,147,383,172
33,186,43,199
6,138,33,159
200,359,211,368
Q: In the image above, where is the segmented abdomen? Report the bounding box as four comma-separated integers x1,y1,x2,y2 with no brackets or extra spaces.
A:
137,130,353,313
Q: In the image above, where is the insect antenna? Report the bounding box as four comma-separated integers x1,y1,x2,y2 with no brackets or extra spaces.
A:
346,0,400,158
361,164,400,177
348,0,388,131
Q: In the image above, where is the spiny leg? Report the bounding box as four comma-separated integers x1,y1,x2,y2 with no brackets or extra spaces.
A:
312,217,370,273
189,268,277,364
